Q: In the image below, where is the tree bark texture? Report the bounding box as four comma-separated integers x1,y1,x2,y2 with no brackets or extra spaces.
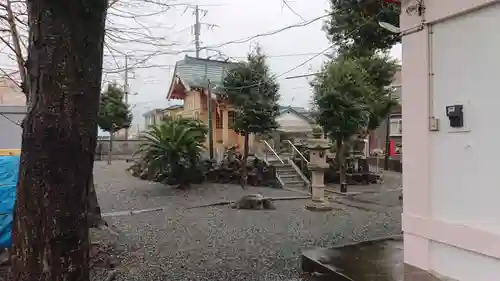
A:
10,0,107,280
87,173,105,228
336,139,346,185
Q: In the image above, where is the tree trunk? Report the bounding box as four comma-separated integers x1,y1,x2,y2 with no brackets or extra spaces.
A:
10,0,107,280
87,173,106,228
107,132,113,164
240,133,250,189
336,139,346,185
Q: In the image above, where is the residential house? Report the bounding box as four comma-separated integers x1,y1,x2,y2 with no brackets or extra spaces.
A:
270,106,315,150
143,108,166,128
276,106,315,134
368,69,402,158
0,78,25,106
403,1,500,280
167,55,256,152
163,104,183,118
141,104,184,129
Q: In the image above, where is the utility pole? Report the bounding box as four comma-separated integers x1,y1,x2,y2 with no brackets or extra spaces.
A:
189,5,217,58
205,63,214,159
194,5,201,58
124,54,130,140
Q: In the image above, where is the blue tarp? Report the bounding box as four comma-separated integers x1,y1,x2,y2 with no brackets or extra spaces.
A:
0,156,19,248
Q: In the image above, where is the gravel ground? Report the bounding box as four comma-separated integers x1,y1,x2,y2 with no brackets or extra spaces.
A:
93,161,402,281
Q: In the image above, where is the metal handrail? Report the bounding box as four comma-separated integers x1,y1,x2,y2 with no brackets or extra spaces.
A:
288,157,311,189
263,140,284,164
286,140,309,164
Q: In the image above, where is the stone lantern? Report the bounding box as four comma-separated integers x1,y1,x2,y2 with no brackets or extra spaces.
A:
305,126,333,211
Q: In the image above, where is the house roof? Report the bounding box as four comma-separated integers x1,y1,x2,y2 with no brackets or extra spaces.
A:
167,56,239,99
279,106,315,124
164,104,183,111
142,108,164,118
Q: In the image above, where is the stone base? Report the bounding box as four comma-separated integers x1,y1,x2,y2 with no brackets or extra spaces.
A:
305,201,334,212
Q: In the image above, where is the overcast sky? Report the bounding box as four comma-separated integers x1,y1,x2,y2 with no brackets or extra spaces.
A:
0,0,401,135
103,0,401,133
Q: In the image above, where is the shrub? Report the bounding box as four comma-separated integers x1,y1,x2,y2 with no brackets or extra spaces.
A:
135,117,207,188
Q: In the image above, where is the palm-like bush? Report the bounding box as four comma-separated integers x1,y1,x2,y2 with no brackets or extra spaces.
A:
136,117,207,187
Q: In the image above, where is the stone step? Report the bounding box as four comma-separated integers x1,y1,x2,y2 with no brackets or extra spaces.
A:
285,184,309,191
282,180,305,185
279,174,304,181
277,170,298,175
279,173,303,179
275,167,295,171
285,181,307,187
277,163,294,167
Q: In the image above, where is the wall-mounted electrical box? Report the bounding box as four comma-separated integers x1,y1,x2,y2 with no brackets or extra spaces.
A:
446,104,464,128
445,101,471,133
429,116,440,131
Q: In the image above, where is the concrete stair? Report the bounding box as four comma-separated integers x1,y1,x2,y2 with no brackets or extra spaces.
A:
271,159,310,193
257,143,310,193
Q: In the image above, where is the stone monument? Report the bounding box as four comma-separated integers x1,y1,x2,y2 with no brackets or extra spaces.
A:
305,126,333,212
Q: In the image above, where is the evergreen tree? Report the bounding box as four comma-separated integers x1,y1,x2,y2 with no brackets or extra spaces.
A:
324,0,401,142
324,0,401,56
353,53,399,134
311,57,374,186
98,83,133,164
223,45,280,188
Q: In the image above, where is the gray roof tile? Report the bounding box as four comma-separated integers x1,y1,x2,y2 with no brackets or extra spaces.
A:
175,56,238,89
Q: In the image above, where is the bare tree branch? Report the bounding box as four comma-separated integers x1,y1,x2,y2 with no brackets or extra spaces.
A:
1,0,190,91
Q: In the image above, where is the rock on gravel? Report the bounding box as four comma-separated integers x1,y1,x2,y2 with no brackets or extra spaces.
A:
106,200,401,281
93,161,402,281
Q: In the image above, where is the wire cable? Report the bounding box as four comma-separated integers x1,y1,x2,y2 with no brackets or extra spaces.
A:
221,9,386,91
149,13,332,56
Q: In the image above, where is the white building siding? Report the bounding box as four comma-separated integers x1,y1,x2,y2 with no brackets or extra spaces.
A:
276,110,312,132
0,106,25,149
427,2,500,280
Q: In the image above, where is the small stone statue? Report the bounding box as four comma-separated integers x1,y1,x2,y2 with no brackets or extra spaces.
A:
230,194,276,210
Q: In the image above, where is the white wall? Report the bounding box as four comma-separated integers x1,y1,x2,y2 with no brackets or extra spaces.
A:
276,110,312,132
0,106,26,149
428,2,500,280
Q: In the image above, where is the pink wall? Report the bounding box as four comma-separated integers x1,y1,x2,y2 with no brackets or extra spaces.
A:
0,78,25,105
402,0,500,278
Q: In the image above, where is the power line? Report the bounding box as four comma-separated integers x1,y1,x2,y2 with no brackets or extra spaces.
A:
221,46,333,91
96,13,333,74
284,73,320,80
276,45,332,79
0,113,21,127
234,52,321,59
281,0,306,22
145,13,331,57
221,9,386,91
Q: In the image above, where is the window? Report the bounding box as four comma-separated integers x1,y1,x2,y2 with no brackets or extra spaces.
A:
216,112,223,129
389,117,402,136
391,85,402,102
228,111,236,128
